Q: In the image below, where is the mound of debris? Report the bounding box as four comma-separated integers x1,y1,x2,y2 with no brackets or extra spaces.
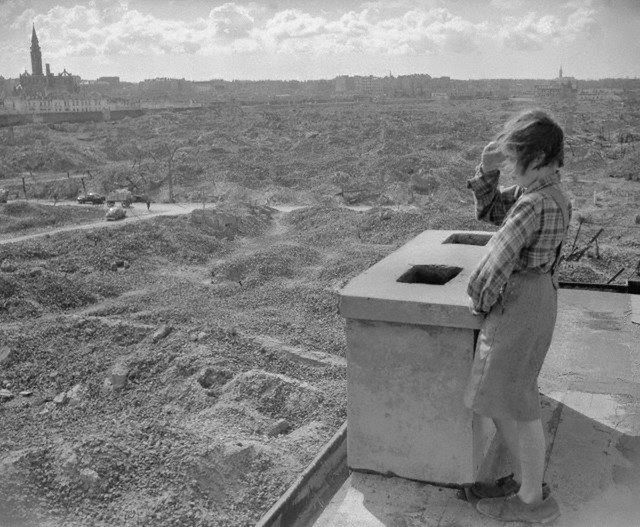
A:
210,242,322,287
0,202,104,236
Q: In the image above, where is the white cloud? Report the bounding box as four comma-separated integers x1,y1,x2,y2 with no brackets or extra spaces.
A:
208,2,255,41
13,1,603,62
565,4,600,37
262,9,326,43
9,2,261,58
9,7,36,30
0,0,29,24
498,3,600,50
255,6,484,54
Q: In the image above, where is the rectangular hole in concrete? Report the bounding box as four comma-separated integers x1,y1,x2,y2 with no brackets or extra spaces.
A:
397,264,462,285
442,233,492,246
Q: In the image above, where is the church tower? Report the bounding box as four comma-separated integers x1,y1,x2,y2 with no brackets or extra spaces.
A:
30,24,43,76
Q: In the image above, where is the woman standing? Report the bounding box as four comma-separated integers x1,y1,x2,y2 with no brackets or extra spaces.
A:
465,110,571,524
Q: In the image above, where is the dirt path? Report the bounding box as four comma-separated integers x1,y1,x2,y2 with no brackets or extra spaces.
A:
266,210,289,237
0,202,210,246
0,201,419,247
237,209,289,249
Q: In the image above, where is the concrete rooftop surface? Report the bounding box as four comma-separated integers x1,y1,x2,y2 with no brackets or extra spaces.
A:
313,288,640,527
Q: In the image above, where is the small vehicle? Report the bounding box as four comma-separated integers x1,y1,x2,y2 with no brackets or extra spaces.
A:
105,206,126,221
0,189,8,203
77,192,105,205
107,189,138,208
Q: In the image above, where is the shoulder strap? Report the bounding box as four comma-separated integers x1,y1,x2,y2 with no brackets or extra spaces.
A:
537,184,570,276
541,185,570,233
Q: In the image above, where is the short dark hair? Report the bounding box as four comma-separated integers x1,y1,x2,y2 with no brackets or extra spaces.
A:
495,109,564,171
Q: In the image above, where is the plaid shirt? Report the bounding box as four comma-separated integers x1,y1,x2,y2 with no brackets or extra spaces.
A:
467,165,572,314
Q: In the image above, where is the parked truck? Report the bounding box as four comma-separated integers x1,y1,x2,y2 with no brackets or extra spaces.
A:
106,189,148,208
107,188,133,208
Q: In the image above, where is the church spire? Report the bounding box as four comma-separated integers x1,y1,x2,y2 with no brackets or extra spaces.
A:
30,23,43,76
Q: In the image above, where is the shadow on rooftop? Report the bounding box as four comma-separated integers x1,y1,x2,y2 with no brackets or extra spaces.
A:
348,394,640,526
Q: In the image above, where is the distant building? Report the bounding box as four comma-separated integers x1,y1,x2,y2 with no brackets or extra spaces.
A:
140,77,189,92
30,24,43,76
510,82,535,98
97,76,120,86
16,25,80,96
1,96,107,114
335,75,353,94
353,76,383,96
578,88,623,103
1,29,139,119
192,79,228,95
0,77,17,98
397,74,432,97
534,67,577,102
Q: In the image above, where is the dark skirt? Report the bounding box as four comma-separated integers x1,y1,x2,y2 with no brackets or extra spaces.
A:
464,270,558,421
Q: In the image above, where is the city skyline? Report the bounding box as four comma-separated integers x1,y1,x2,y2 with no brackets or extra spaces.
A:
1,0,640,82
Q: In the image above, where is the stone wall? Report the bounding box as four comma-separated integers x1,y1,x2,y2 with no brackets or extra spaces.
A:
0,109,143,128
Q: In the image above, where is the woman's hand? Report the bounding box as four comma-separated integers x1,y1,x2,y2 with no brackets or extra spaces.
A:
468,296,485,316
481,141,506,173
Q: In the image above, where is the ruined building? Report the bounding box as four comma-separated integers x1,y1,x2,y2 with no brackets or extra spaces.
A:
16,25,80,96
534,67,577,102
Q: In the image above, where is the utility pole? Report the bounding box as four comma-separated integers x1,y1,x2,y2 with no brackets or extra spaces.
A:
166,144,185,203
168,156,174,203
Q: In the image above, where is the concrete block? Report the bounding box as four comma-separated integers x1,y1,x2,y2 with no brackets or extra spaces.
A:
346,319,494,483
339,230,490,329
340,230,499,484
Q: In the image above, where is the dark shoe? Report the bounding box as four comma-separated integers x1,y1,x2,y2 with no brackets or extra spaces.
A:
467,474,550,501
476,494,560,524
470,473,520,499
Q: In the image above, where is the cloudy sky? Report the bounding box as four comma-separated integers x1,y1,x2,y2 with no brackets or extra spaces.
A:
1,0,638,81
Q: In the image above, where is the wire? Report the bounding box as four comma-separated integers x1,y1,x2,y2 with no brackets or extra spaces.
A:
576,220,640,231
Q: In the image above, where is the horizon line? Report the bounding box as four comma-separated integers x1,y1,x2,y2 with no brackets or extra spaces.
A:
5,73,640,83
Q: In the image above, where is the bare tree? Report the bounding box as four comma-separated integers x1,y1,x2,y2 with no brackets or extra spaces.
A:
131,143,153,180
21,153,41,200
149,140,192,203
165,143,187,203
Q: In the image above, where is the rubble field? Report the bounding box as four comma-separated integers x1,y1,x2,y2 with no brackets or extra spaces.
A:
1,98,638,282
1,99,639,526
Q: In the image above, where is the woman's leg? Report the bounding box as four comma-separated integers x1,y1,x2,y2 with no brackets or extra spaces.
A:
493,417,522,482
476,417,560,523
516,418,545,504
